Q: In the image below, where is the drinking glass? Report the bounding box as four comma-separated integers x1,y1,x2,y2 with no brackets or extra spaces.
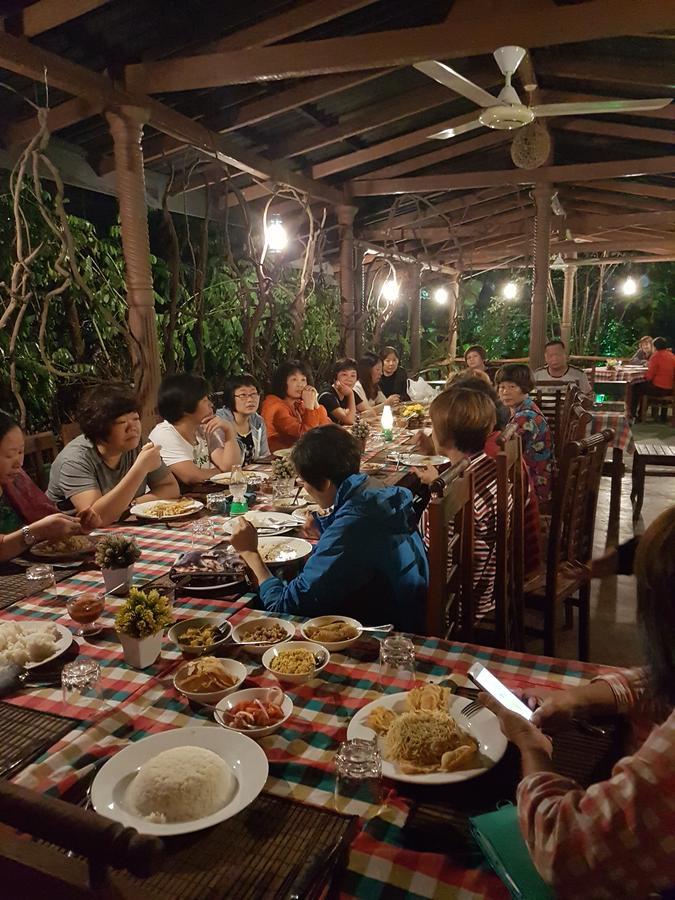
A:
379,634,416,693
273,478,295,503
334,738,383,818
229,465,249,515
191,517,217,546
61,658,102,705
66,591,105,636
206,492,229,515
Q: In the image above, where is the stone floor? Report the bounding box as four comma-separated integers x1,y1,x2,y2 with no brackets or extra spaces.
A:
554,421,675,667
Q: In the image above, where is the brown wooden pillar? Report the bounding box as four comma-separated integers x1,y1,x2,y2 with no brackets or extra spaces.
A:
337,204,357,358
105,106,161,419
409,264,422,375
560,257,576,352
529,183,552,369
447,275,460,362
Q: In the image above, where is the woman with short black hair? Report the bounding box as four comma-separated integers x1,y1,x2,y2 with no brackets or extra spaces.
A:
47,384,179,525
149,374,240,485
380,347,409,402
216,374,269,464
318,358,372,426
261,361,330,452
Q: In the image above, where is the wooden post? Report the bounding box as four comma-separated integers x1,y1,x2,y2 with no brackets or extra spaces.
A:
560,258,576,351
529,183,552,369
409,264,422,375
447,275,459,361
105,106,161,419
337,204,357,358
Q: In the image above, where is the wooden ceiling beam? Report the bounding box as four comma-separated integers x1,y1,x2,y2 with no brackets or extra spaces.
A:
562,210,675,232
353,132,512,180
579,179,675,201
350,155,675,194
549,237,675,254
363,189,525,231
0,30,344,206
540,90,675,121
3,0,112,36
559,187,674,212
551,118,675,145
124,0,675,93
362,207,534,242
534,56,675,91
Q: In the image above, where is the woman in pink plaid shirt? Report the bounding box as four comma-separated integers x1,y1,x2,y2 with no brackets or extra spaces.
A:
481,506,675,898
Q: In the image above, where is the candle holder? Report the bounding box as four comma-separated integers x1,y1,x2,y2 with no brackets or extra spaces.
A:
381,404,394,442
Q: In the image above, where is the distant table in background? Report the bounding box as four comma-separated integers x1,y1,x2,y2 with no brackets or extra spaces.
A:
590,366,648,417
589,408,635,538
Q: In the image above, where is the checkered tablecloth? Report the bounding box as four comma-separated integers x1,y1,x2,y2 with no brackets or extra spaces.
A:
592,366,647,385
590,410,635,453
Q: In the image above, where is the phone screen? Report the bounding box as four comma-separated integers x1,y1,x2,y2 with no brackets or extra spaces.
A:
468,662,533,720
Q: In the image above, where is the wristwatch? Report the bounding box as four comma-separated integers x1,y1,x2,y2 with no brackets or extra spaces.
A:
21,525,37,547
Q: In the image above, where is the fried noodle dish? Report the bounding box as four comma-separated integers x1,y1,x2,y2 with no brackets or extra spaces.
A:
366,684,482,775
143,498,195,518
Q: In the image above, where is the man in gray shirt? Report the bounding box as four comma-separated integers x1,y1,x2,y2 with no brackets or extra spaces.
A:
47,385,179,526
534,339,593,399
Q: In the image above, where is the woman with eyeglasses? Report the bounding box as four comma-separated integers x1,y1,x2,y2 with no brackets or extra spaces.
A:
217,375,270,464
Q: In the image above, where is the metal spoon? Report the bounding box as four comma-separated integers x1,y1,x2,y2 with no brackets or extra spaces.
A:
359,623,394,633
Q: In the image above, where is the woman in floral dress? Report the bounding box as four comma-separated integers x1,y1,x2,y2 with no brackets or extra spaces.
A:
496,364,553,507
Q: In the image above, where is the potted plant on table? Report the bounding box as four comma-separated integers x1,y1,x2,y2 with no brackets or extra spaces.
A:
95,534,141,595
272,456,296,501
115,587,173,668
351,419,370,454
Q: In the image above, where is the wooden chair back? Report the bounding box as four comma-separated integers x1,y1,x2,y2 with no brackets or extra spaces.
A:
640,381,675,427
22,432,59,491
556,385,581,457
532,382,566,449
425,458,473,639
493,424,525,651
60,421,81,445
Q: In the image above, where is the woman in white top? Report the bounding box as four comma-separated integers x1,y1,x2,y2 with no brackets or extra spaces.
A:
149,374,240,486
354,353,388,421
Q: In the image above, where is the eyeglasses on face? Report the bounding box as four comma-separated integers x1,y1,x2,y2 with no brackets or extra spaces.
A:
234,391,259,400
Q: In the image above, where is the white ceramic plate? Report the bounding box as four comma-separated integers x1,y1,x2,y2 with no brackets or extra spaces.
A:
262,640,330,685
300,615,362,651
90,726,268,836
387,453,450,467
230,616,296,657
271,497,308,511
347,692,507,784
130,499,204,520
272,449,293,458
173,656,248,705
31,536,98,560
291,505,326,523
257,537,312,565
209,471,233,485
214,687,293,738
24,623,73,669
222,511,297,535
167,616,232,657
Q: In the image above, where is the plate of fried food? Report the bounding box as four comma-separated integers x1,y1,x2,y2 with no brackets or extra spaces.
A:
169,549,247,593
300,615,362,651
131,498,204,521
31,534,98,560
348,684,506,784
173,655,247,705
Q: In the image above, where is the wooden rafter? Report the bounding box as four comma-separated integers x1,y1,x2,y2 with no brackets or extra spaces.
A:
552,119,675,145
350,156,675,195
560,188,674,212
3,0,112,36
363,208,535,242
561,211,675,232
363,189,526,231
0,30,344,206
540,90,675,121
123,1,675,93
579,180,675,201
534,55,675,91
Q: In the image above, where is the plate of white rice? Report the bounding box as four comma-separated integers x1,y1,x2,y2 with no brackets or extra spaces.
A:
90,726,268,836
0,621,72,670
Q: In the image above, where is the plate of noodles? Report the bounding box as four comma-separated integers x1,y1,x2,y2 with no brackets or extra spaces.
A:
347,684,506,784
31,534,98,560
130,498,204,520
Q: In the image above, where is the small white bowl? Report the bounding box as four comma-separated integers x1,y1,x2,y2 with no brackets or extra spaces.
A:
214,687,293,738
231,616,296,657
300,615,363,651
168,616,232,657
173,657,247,705
262,640,330,685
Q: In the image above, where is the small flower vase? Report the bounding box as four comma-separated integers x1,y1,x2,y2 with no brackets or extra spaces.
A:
118,630,163,669
101,565,134,596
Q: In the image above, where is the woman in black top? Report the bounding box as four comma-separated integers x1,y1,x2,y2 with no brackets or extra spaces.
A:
318,358,371,425
379,347,409,401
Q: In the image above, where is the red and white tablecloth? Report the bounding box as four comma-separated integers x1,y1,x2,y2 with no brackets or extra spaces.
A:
591,366,648,385
590,410,635,453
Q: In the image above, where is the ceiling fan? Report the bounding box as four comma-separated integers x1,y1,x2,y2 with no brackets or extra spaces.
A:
414,46,672,141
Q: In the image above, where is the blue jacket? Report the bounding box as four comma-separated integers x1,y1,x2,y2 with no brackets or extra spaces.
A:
215,407,270,462
259,474,429,633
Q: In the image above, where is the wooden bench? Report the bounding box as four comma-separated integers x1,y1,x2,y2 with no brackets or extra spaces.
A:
630,442,675,520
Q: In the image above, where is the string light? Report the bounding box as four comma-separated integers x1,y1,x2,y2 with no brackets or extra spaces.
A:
621,276,637,297
381,279,399,303
502,281,518,300
265,214,288,253
433,286,449,305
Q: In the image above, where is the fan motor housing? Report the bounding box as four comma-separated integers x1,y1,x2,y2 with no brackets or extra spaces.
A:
479,105,535,130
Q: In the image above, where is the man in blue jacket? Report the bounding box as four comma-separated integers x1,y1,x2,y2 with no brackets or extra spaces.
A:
229,425,428,633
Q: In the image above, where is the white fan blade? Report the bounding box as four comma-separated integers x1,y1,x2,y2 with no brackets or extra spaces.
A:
532,98,672,118
414,60,500,108
428,119,484,140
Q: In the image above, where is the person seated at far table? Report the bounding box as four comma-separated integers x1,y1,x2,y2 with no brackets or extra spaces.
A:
629,336,675,421
318,358,372,426
380,346,409,402
149,374,240,485
534,338,593,399
354,353,388,420
216,375,269,465
629,334,654,365
0,411,100,561
261,361,330,453
47,384,179,526
496,364,553,508
229,425,429,632
480,505,675,900
464,345,496,382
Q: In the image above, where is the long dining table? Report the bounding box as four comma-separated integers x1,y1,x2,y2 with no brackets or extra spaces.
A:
0,442,628,899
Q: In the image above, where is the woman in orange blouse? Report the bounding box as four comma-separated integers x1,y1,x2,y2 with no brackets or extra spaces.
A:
261,361,330,453
480,506,675,898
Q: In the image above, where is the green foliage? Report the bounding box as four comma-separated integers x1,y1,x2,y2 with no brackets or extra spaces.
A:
115,587,173,638
95,534,141,569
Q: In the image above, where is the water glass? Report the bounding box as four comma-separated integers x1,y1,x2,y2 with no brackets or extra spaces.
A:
61,658,101,705
191,517,217,546
206,492,229,515
334,738,383,817
26,563,56,590
379,634,416,693
272,478,295,503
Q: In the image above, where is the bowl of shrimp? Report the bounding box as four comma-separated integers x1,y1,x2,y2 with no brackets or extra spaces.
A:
213,687,293,738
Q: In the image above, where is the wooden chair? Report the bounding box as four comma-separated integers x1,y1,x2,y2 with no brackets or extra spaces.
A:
494,426,525,650
523,429,614,660
532,382,566,450
60,421,82,445
425,458,473,639
22,431,59,491
639,381,675,427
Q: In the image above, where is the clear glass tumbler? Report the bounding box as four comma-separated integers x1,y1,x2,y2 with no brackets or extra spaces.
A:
191,517,217,546
379,634,416,693
26,564,56,597
334,738,383,818
61,658,102,705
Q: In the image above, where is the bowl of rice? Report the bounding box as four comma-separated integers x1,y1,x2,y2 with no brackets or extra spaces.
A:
231,616,296,657
173,656,247,705
261,640,329,684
